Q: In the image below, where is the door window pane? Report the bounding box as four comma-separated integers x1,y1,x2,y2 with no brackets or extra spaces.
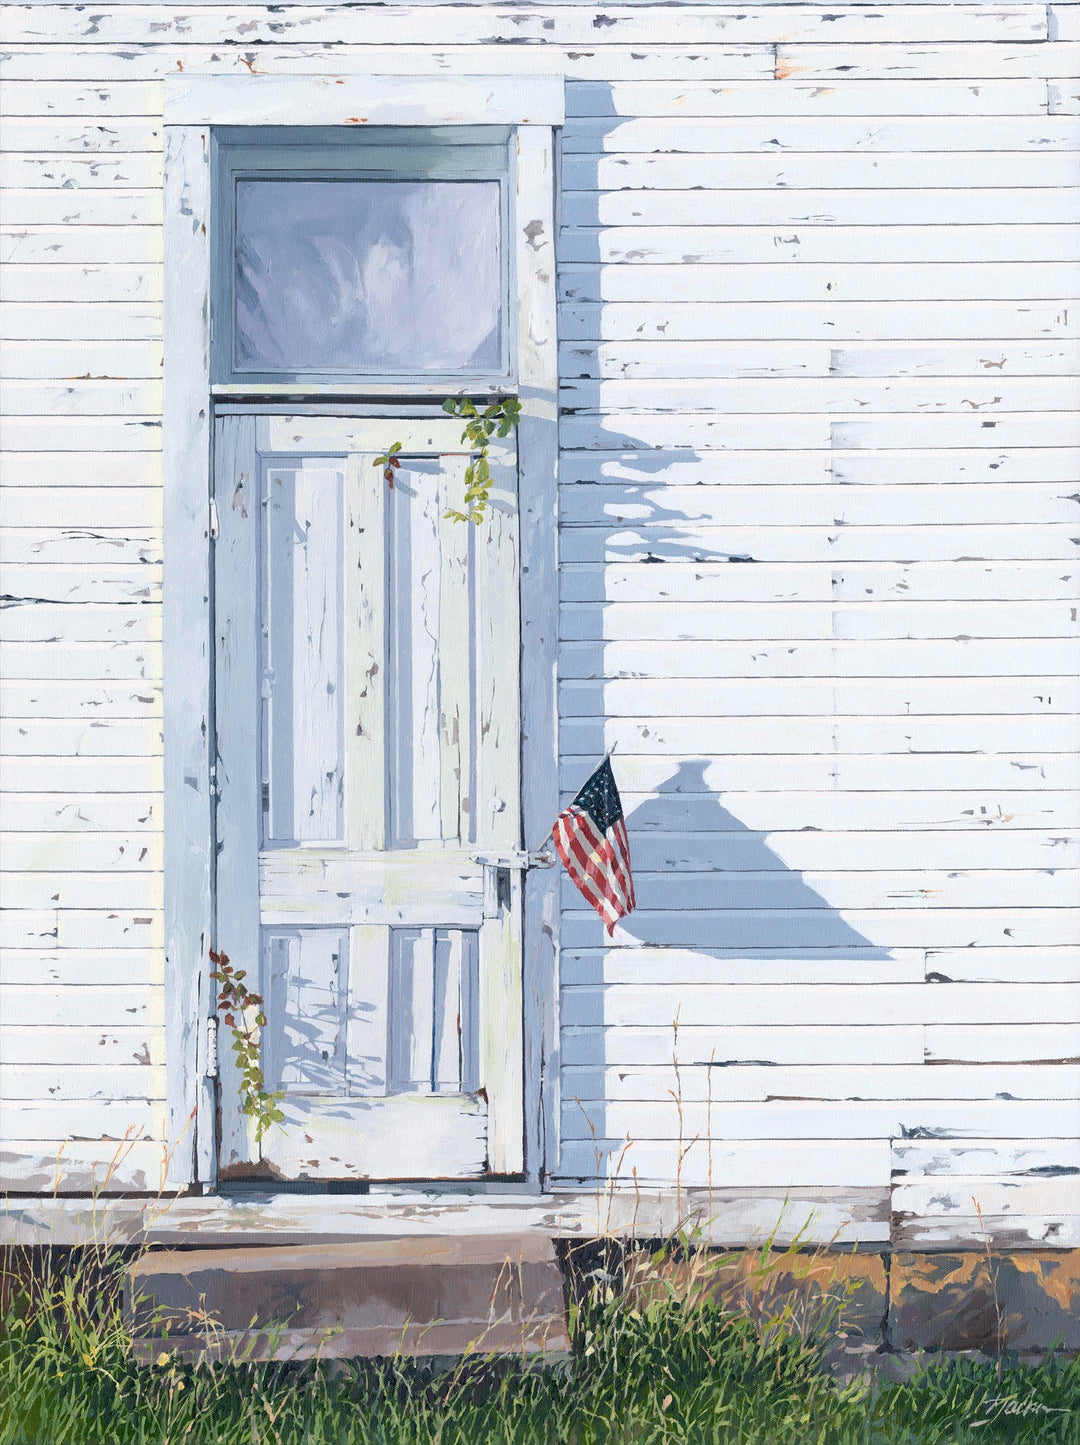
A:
234,178,502,375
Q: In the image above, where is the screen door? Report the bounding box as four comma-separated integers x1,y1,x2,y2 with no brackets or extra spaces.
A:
212,413,523,1180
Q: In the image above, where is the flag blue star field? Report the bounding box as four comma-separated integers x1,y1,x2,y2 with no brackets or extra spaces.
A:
553,756,636,937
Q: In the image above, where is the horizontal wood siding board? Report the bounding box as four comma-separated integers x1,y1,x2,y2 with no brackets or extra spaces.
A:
0,9,1050,46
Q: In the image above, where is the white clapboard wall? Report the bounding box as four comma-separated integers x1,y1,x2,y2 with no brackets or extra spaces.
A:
0,1,1077,1244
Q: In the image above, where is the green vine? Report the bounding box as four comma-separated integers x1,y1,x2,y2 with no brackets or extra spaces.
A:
375,396,522,527
208,949,285,1144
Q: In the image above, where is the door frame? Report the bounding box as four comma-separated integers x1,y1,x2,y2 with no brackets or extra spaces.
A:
162,73,562,1189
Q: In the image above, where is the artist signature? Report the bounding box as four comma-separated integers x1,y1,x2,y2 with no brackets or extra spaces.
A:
970,1394,1071,1428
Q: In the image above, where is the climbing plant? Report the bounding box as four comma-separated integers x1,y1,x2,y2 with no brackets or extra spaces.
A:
208,949,285,1144
375,396,522,527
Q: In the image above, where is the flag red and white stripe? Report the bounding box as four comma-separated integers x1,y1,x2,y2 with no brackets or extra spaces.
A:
552,757,635,937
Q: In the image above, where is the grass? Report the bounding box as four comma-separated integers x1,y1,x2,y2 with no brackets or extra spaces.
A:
1,1231,1078,1445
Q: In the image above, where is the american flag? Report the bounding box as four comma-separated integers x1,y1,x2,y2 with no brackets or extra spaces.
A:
553,756,636,937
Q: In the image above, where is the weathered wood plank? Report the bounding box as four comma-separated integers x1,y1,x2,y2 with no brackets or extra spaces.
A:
0,1140,174,1195
0,833,162,871
559,562,1080,607
560,1061,1080,1102
560,339,1080,379
0,1186,887,1249
773,41,1080,81
1,302,161,339
560,751,1078,794
0,679,161,717
555,1137,890,1189
0,81,164,116
1,232,164,268
892,1179,1080,1247
0,154,163,190
0,758,162,791
560,635,1079,680
560,299,1078,342
0,985,161,1027
562,376,1080,414
0,7,1047,46
559,262,1080,305
924,945,1080,983
0,1064,166,1100
0,568,160,607
0,489,160,526
560,227,1080,267
558,483,1080,526
592,745,1080,791
0,793,159,830
560,449,1080,487
562,945,1077,989
567,80,1052,118
1,642,160,680
0,339,162,385
560,1022,1068,1068
564,1100,1080,1142
1,716,162,753
2,381,161,416
559,115,1080,153
2,418,163,451
0,1100,172,1142
563,151,1080,191
892,1139,1080,1177
0,530,162,567
925,1024,1080,1062
561,906,1076,950
602,834,1080,873
561,866,1080,912
1,452,162,487
559,598,1079,641
560,982,1080,1030
0,191,160,226
0,1025,158,1067
559,412,1079,450
0,604,161,645
602,789,1079,833
1,872,163,909
1,1098,164,1138
0,118,162,152
0,912,163,951
559,525,1080,565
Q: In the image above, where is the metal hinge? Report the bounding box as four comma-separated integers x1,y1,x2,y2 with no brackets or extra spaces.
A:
205,1016,219,1079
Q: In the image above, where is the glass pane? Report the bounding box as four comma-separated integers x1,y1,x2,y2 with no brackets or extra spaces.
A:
234,178,502,375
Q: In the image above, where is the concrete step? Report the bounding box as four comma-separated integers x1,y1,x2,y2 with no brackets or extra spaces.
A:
127,1234,570,1362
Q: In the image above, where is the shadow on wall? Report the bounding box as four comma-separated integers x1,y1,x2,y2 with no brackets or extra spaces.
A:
552,89,892,1182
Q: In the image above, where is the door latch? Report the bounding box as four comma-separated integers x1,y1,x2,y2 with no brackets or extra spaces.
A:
469,849,555,870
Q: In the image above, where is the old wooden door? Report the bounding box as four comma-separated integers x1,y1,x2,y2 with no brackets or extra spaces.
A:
213,412,523,1180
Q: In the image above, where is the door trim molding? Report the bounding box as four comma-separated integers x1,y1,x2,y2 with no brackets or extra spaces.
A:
164,73,564,128
162,78,561,1187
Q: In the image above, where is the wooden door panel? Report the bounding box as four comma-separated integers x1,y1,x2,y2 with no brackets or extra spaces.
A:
263,462,346,845
214,413,522,1181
